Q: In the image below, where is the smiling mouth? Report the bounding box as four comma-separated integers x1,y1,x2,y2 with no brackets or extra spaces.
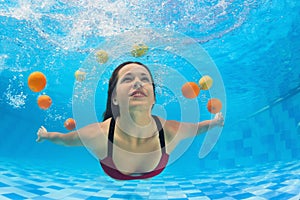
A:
130,91,147,97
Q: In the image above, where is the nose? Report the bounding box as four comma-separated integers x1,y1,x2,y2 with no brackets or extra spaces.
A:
133,80,143,89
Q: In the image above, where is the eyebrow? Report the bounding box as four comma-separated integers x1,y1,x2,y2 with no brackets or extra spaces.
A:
122,72,149,77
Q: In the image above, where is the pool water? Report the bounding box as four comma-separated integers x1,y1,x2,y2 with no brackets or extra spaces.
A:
0,158,299,199
1,0,300,199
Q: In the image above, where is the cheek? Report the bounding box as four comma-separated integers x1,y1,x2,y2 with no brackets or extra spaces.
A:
148,87,155,102
115,85,129,99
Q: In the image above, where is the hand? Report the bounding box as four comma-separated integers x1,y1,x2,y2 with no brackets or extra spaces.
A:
212,112,224,127
36,126,48,142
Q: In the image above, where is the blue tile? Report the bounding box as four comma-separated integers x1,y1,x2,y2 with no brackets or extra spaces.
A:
261,191,282,199
292,148,300,158
226,141,236,150
166,187,181,191
287,139,299,148
47,185,64,190
15,180,30,185
119,187,135,192
242,128,252,138
242,147,253,156
82,188,99,192
28,189,49,195
24,183,41,189
255,180,270,186
197,185,214,191
103,185,120,190
179,181,192,185
207,193,227,199
221,187,239,193
186,192,205,197
2,173,16,177
0,182,9,187
231,183,248,189
86,197,108,200
208,151,219,159
31,196,55,200
234,140,244,149
220,159,236,168
0,159,300,200
254,153,269,162
124,183,138,186
3,193,27,199
29,178,45,183
70,193,90,199
180,186,195,190
233,192,255,199
267,184,286,190
261,135,275,144
71,186,87,190
111,193,146,199
269,193,296,200
276,174,292,181
211,182,229,188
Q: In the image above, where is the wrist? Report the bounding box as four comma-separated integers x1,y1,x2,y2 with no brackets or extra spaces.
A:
210,119,218,127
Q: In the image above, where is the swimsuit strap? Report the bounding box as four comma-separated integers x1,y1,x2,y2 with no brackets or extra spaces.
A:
152,115,166,153
107,116,166,157
107,117,116,157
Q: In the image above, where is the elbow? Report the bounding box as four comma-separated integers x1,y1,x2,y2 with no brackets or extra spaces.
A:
197,121,211,135
197,127,208,135
61,140,77,147
63,142,73,147
55,134,75,146
63,134,82,147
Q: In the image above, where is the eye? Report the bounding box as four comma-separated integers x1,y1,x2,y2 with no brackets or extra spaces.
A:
141,77,150,82
121,77,133,83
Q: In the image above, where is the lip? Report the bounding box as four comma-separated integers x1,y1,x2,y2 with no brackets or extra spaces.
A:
130,90,147,97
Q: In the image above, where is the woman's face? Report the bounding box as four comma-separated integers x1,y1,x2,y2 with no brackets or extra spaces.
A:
113,63,155,112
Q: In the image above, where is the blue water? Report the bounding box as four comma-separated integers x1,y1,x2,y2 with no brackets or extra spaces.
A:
1,0,300,199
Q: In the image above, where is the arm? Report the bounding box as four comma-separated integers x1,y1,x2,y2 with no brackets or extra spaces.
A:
166,112,224,141
196,112,224,135
36,122,105,147
36,126,83,146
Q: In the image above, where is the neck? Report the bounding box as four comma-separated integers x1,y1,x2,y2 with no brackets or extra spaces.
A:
116,110,156,139
130,110,152,126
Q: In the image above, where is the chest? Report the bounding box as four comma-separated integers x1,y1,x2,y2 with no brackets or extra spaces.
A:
112,136,162,174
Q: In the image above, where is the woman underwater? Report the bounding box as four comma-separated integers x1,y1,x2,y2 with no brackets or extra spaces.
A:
36,61,224,180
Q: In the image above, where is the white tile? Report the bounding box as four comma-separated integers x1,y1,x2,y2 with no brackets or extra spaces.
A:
251,189,273,195
289,194,300,200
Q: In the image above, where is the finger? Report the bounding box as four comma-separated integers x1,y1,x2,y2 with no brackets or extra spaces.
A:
36,134,41,141
41,126,47,133
218,112,223,119
214,113,219,118
37,129,41,136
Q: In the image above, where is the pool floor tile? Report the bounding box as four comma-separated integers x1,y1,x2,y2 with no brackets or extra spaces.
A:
0,159,299,200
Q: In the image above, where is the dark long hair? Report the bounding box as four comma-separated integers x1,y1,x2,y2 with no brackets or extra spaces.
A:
102,61,156,121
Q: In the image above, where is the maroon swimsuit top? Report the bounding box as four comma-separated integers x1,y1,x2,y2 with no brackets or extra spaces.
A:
99,116,169,180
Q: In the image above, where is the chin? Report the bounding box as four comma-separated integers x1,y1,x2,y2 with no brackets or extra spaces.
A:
129,102,151,109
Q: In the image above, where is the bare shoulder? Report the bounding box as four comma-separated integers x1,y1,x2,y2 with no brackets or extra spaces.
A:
155,116,180,141
78,118,111,159
155,116,180,132
78,122,106,139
